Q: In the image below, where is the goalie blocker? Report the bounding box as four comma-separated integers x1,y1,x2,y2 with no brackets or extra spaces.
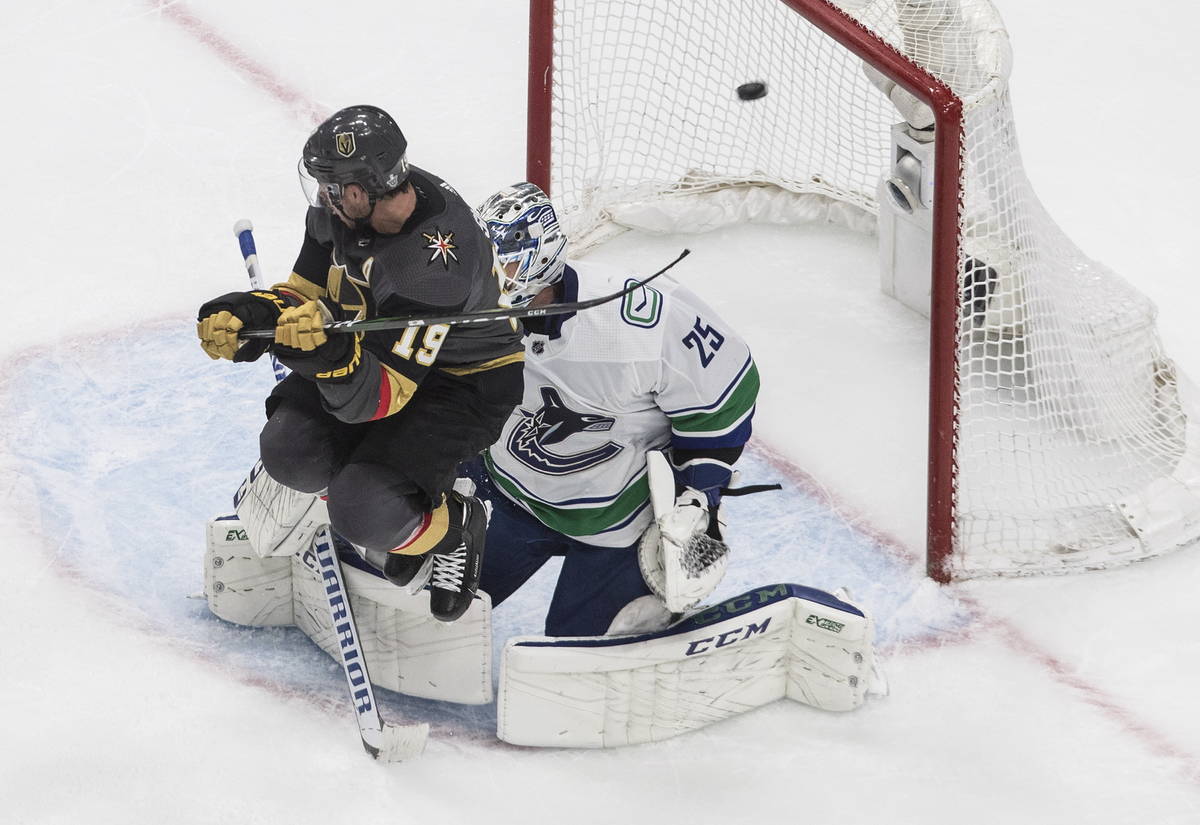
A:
498,583,884,748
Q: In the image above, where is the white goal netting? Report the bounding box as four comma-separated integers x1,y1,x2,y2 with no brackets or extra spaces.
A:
541,0,1200,577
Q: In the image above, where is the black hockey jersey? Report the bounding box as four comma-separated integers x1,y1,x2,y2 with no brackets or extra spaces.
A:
279,167,524,423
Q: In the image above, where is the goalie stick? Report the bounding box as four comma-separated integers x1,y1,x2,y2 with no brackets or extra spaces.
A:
232,219,429,761
237,248,691,338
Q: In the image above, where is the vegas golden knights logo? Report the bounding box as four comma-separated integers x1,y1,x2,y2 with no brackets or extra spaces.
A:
335,131,356,157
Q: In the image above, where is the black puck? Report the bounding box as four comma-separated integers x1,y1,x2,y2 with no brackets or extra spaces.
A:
736,82,767,101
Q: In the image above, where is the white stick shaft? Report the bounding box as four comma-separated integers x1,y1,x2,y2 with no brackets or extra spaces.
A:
311,526,428,760
231,219,288,383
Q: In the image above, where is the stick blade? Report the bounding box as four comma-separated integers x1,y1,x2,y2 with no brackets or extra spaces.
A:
364,722,430,762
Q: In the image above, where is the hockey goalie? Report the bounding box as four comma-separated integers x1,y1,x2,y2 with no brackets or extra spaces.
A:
202,182,885,748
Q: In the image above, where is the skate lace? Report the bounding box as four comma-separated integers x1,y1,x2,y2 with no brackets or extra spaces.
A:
430,544,466,591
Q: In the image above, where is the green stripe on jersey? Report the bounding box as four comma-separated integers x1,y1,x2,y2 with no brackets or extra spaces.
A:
670,361,760,434
484,452,650,537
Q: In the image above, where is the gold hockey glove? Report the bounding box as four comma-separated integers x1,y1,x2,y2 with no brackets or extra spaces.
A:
273,300,360,383
197,290,288,362
275,300,330,351
197,310,244,361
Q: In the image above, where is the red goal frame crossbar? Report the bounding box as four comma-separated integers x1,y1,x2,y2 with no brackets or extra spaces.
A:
526,0,964,582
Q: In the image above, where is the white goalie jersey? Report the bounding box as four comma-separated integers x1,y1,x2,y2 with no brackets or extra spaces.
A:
484,258,759,547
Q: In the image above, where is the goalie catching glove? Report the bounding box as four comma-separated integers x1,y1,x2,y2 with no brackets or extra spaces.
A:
638,453,733,613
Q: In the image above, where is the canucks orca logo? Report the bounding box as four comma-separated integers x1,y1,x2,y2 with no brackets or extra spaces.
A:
507,387,622,475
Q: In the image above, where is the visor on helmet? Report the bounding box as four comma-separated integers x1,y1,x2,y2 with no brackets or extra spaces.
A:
297,155,411,210
298,161,343,209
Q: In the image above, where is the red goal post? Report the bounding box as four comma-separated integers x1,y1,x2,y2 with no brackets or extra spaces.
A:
525,0,1200,581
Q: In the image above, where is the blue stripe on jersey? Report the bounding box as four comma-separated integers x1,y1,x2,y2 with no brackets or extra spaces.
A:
670,414,754,450
593,499,652,535
660,353,755,416
486,449,650,509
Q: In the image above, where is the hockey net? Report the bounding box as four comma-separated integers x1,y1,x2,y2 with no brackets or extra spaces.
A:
528,0,1200,580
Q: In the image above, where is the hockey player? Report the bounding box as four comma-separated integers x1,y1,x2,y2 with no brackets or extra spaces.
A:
472,183,760,636
196,106,525,622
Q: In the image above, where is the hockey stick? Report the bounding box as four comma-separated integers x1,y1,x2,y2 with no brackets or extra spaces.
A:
232,219,429,761
238,248,691,339
232,220,288,383
308,523,429,760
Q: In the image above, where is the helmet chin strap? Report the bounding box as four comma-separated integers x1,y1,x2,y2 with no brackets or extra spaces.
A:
352,205,376,231
329,194,377,231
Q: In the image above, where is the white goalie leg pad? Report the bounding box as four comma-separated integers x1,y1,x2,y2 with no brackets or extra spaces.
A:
497,583,878,748
605,594,674,636
205,515,295,626
233,459,329,558
291,541,493,705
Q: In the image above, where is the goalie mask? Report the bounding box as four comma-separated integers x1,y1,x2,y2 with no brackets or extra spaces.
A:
299,105,411,216
478,182,568,306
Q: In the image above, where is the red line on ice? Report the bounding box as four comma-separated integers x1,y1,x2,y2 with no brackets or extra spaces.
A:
148,0,326,126
753,439,1200,786
746,440,919,568
986,612,1200,785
